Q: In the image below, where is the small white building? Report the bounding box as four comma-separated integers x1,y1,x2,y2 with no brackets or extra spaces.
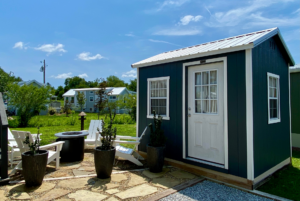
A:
62,87,134,113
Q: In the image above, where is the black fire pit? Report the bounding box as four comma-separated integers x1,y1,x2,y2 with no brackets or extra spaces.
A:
55,131,89,162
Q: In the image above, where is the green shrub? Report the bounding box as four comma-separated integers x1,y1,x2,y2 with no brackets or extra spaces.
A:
8,117,19,128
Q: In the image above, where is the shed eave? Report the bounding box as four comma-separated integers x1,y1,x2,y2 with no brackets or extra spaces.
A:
131,44,254,68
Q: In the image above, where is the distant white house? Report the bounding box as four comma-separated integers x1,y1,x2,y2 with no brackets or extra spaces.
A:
62,87,135,113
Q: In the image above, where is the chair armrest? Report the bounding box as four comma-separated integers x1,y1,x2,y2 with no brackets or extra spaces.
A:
82,130,88,132
115,135,139,140
113,140,139,145
39,141,65,150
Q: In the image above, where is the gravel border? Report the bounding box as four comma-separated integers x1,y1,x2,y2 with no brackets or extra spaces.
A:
160,180,272,201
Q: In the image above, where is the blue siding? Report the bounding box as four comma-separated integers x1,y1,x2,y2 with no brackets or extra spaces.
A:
138,51,248,178
252,36,290,177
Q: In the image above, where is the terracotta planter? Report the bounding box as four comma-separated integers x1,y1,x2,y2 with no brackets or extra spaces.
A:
22,150,48,187
94,146,116,179
147,145,165,173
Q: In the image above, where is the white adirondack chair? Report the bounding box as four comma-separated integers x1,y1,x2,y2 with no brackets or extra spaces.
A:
10,131,65,175
8,128,42,167
95,126,148,166
84,120,102,147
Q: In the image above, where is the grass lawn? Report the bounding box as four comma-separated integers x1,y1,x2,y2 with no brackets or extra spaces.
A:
258,150,300,201
9,112,136,149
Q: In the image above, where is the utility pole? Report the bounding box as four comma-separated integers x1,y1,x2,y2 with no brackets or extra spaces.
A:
40,60,47,84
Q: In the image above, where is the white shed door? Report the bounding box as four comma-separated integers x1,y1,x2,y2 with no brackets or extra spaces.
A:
187,62,225,165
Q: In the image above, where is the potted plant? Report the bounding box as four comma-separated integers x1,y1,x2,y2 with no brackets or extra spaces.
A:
147,111,167,173
94,119,116,179
22,127,48,186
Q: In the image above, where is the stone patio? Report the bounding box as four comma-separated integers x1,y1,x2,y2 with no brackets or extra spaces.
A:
2,150,201,200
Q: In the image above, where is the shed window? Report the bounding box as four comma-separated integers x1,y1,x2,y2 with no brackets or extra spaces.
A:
147,77,170,120
89,96,94,102
267,73,280,124
71,97,74,103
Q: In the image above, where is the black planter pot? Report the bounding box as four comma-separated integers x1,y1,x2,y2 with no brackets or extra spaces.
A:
147,145,165,173
94,146,116,179
21,150,48,187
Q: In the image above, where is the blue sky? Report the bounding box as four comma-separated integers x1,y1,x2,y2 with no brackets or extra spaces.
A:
0,0,299,88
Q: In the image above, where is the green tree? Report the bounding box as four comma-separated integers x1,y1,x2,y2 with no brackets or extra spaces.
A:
0,67,22,93
106,75,126,87
117,94,136,121
64,99,72,117
76,91,86,111
64,76,88,90
55,86,65,100
87,78,100,88
95,79,110,120
127,79,137,92
7,84,51,127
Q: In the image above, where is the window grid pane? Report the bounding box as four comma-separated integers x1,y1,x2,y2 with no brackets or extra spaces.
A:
195,70,218,114
268,75,279,121
149,79,168,116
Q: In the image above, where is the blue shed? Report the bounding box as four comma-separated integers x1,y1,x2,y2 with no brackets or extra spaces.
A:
132,27,295,189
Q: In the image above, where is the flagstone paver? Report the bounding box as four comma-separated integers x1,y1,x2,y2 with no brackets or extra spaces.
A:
68,190,107,201
57,177,95,189
59,163,81,170
48,170,71,178
115,184,158,199
78,166,95,171
106,189,120,194
170,170,196,179
91,179,120,192
6,182,55,193
72,169,94,176
127,173,148,187
10,192,31,200
55,199,73,201
35,189,71,201
142,168,170,178
111,174,127,182
106,197,119,201
152,178,181,189
0,190,8,201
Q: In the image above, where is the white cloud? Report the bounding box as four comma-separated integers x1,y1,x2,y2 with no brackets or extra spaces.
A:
13,41,27,49
51,72,72,79
245,12,300,28
205,0,297,27
292,8,300,14
77,52,104,61
35,43,66,55
153,28,202,36
78,73,88,78
122,70,137,78
125,33,135,37
156,0,189,11
179,15,203,25
148,39,181,47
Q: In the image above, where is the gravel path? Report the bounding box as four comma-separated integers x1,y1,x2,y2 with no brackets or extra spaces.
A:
160,180,272,201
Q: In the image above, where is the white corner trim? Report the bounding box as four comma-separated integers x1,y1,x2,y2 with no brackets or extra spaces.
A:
182,57,228,170
147,76,170,120
267,72,281,124
288,64,292,160
253,157,290,185
246,49,254,180
136,67,140,140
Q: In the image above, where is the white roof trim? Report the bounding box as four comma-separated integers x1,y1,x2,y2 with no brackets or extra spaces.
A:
132,27,295,68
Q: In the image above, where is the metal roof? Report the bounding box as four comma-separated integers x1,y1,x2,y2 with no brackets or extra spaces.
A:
132,27,295,68
290,64,300,73
18,80,44,87
62,89,76,97
66,87,128,96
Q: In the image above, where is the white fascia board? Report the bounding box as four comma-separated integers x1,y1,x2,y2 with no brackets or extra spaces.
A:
277,30,295,66
290,68,300,73
132,44,253,68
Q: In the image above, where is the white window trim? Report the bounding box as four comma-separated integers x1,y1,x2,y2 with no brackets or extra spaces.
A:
267,72,281,124
89,96,94,102
147,76,170,120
